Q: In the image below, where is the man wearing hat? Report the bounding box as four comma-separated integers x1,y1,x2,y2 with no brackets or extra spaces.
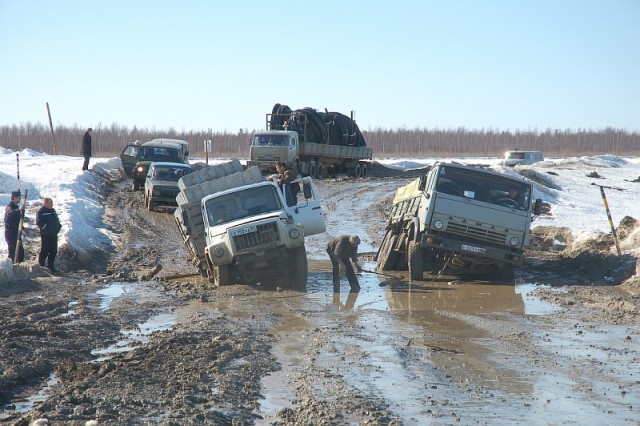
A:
326,235,362,292
4,191,25,263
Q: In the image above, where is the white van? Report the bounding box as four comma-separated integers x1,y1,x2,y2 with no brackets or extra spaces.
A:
501,150,544,166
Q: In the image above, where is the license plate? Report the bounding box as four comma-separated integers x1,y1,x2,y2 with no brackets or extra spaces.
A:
461,244,486,254
232,226,257,236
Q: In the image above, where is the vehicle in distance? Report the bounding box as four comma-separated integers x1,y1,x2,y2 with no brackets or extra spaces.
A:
501,150,544,166
144,162,194,212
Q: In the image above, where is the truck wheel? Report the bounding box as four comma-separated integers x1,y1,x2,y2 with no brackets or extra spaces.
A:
308,162,317,179
132,180,139,191
354,163,362,178
360,163,368,178
147,197,154,212
408,240,423,280
316,161,324,179
290,245,308,289
498,266,516,283
376,231,399,271
214,265,230,287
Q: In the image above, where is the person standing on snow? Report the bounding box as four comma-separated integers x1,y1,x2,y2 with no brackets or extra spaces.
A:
81,128,92,171
36,197,62,273
326,235,362,292
4,190,25,263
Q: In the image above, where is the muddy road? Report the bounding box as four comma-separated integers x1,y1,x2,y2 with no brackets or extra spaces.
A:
1,169,639,425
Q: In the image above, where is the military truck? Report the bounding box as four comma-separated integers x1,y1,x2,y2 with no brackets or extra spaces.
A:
376,162,542,281
174,159,326,288
247,104,372,179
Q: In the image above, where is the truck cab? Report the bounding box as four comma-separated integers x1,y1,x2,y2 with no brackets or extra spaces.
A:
202,177,325,288
248,131,299,174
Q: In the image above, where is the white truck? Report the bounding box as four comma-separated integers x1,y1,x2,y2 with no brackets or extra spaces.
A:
174,160,326,288
376,162,542,281
247,105,373,179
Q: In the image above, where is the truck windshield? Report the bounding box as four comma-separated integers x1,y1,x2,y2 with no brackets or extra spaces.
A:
149,165,192,181
205,185,283,226
253,135,289,146
434,166,531,210
139,147,179,162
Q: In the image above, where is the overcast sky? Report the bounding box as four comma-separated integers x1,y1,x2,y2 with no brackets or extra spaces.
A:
1,0,638,133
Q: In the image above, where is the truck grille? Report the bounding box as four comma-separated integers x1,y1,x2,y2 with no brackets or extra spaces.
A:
232,222,280,251
446,222,506,245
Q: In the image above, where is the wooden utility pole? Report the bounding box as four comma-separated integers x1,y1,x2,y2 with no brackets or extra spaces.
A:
46,102,59,155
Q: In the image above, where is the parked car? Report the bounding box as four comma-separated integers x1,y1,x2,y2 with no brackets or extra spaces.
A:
120,139,190,190
144,162,194,212
501,150,544,166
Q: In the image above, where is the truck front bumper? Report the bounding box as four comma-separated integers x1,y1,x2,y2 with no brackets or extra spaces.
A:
420,232,524,267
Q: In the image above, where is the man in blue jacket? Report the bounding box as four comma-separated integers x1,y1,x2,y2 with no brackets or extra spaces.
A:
36,197,62,273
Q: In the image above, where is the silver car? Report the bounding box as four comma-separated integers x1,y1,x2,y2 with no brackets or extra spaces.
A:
144,162,193,212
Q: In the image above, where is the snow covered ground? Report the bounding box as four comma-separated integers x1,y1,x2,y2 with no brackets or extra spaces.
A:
1,148,639,280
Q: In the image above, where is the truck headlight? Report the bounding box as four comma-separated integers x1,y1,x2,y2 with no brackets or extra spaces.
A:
152,187,161,196
434,220,444,229
510,237,520,246
213,246,226,258
136,165,145,173
289,229,301,239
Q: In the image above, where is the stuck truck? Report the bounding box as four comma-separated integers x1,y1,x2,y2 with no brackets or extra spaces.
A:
174,159,326,288
247,103,373,179
376,162,541,281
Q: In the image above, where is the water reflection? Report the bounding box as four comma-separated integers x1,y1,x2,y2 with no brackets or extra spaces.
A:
385,277,533,395
332,291,360,312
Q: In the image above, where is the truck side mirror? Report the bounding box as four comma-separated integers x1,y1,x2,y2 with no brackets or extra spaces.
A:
302,182,312,199
184,150,189,157
533,198,542,215
418,175,427,191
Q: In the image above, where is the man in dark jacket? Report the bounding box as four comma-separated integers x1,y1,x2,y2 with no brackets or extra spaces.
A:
326,235,362,292
36,197,62,273
81,127,92,171
4,190,25,263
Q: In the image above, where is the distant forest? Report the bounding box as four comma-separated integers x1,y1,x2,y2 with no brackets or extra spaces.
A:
1,122,639,158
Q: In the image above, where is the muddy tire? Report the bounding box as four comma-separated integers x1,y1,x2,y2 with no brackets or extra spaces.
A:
147,197,154,212
308,162,317,179
214,265,230,287
132,180,139,191
354,163,362,178
360,163,368,178
408,240,423,280
316,161,324,180
498,266,516,283
290,245,308,289
376,231,399,271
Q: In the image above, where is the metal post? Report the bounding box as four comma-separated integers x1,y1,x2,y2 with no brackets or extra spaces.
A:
46,102,59,155
599,185,622,255
16,153,19,188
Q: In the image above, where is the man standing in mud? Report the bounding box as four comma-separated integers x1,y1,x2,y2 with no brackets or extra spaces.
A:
36,197,62,273
326,235,362,292
4,190,25,263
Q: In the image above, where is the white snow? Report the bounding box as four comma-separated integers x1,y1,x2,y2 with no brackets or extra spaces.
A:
1,149,639,280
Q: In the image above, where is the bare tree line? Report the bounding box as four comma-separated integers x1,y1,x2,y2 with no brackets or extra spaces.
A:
1,122,638,158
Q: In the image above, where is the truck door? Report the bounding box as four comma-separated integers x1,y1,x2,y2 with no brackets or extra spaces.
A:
284,177,326,236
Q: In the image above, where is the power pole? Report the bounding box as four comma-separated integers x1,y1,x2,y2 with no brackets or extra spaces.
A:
46,102,59,155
